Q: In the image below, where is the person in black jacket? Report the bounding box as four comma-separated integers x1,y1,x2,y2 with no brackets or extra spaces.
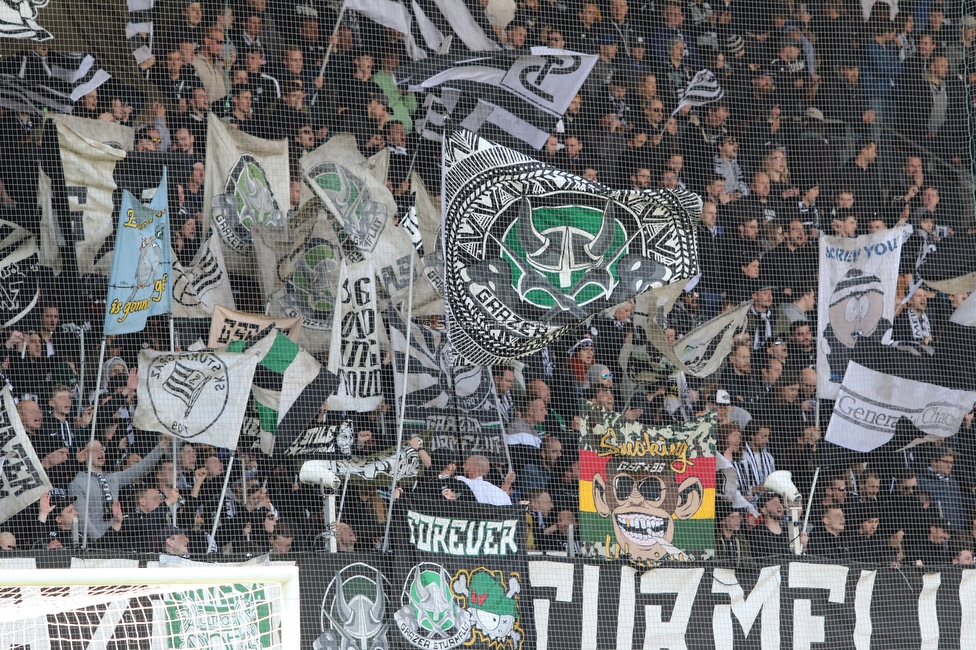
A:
806,505,852,561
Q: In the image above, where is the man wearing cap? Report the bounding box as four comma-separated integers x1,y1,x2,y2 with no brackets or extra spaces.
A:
582,31,620,100
750,494,798,558
767,36,807,118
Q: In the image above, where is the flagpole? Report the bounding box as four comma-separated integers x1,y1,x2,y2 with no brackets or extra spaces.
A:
81,339,107,549
169,317,178,526
382,249,416,552
77,327,85,418
310,3,348,107
209,452,235,546
488,372,515,477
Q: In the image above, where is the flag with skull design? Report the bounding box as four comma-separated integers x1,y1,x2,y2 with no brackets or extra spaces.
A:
441,130,701,366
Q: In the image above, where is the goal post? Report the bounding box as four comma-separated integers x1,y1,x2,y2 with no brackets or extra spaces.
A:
0,564,300,649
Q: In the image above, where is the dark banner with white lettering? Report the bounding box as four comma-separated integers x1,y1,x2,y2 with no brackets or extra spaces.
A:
388,498,531,650
2,551,975,648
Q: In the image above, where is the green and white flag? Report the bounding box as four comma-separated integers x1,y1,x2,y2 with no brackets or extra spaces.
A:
202,113,289,273
259,198,343,353
227,330,320,435
302,135,440,311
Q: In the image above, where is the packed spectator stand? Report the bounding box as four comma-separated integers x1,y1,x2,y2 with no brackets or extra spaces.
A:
0,0,975,575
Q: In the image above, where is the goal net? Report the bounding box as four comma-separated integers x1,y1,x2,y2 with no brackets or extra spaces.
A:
0,566,299,649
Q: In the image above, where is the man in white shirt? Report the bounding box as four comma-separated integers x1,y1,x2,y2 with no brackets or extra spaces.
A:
457,455,515,506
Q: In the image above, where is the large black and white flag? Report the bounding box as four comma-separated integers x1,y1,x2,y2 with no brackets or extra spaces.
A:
0,220,40,329
0,388,51,524
395,48,597,148
817,227,907,399
443,130,701,366
39,117,127,276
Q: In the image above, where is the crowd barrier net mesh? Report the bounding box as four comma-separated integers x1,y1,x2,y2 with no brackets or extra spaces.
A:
0,0,975,647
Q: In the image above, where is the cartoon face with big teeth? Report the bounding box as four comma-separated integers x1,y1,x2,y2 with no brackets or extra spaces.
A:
593,459,703,561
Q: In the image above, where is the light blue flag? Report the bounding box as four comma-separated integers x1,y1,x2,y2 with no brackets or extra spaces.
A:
104,169,172,336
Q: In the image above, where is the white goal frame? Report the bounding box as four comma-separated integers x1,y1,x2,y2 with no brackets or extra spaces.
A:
0,565,301,649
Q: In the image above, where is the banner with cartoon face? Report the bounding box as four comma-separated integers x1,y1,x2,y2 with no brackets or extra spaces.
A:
579,405,717,564
817,227,908,400
391,498,530,650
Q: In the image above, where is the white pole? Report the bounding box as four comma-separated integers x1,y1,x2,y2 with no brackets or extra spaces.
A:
336,467,351,525
800,466,821,554
382,250,416,552
170,316,178,525
77,327,85,417
81,339,108,548
310,3,348,106
209,453,235,547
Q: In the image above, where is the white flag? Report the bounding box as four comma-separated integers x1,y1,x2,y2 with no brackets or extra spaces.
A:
0,389,52,524
817,226,908,399
202,113,289,273
54,119,128,276
327,260,383,411
826,361,976,452
172,234,235,318
302,135,440,309
134,343,270,448
208,305,302,349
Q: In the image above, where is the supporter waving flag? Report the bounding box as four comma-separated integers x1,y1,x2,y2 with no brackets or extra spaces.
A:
443,130,701,366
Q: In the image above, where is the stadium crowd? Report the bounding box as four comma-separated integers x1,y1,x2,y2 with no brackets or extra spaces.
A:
0,0,975,566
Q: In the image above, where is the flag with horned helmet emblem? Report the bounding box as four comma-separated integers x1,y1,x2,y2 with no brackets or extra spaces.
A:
442,130,702,366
